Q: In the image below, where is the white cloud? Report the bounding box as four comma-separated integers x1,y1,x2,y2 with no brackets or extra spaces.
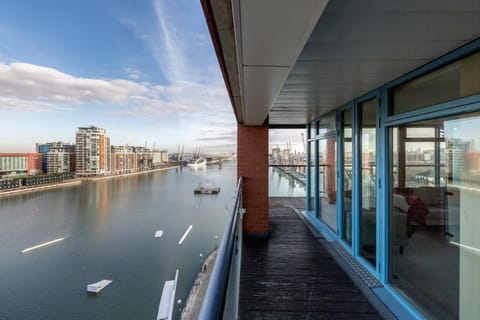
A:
0,61,232,117
0,62,147,109
152,0,187,84
122,0,221,86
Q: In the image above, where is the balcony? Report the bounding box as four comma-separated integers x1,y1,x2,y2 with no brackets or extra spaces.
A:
198,178,389,319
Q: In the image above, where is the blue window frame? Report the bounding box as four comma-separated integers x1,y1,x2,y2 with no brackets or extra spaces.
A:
305,37,480,320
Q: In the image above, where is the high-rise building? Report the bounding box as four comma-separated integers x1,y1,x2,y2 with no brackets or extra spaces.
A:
75,126,111,177
36,142,75,174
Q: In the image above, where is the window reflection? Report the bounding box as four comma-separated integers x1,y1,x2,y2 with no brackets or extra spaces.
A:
342,109,353,245
318,137,337,231
390,111,480,319
360,99,377,266
307,141,315,213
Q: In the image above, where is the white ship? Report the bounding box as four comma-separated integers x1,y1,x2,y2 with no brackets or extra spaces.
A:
186,158,207,168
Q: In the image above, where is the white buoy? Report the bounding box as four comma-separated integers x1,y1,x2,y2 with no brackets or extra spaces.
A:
178,225,193,245
21,237,64,253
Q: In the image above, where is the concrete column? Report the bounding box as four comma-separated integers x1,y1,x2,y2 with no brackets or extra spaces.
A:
237,123,269,236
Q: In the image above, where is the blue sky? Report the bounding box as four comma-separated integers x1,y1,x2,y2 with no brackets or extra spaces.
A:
0,0,237,153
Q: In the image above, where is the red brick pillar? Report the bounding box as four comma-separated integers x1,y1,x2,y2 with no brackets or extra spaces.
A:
237,123,269,236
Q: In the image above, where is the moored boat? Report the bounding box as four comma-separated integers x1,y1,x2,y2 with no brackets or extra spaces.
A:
194,186,220,194
187,158,207,168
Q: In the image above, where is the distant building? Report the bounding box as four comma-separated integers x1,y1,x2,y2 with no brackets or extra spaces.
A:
153,150,169,165
282,149,290,165
75,126,111,177
111,146,136,174
271,148,281,164
0,153,43,177
46,148,75,174
133,147,152,171
446,139,471,183
36,143,53,172
466,151,480,172
36,142,76,174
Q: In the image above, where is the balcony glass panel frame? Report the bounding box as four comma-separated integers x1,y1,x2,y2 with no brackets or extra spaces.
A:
382,41,480,319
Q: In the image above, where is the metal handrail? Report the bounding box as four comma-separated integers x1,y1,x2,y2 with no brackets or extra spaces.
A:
198,176,243,320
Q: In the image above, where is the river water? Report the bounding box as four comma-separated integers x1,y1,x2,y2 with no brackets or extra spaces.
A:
0,162,304,320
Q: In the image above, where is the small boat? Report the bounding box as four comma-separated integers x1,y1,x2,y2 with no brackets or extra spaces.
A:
157,270,179,320
154,230,164,238
194,186,220,194
87,279,112,293
187,158,207,168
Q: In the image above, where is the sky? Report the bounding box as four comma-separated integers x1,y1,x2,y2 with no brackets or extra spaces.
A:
0,0,238,153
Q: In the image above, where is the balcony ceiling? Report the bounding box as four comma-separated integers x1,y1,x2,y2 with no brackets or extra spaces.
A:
203,0,480,126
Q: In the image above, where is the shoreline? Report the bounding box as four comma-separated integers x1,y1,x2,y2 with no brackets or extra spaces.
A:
0,179,82,197
80,165,180,181
181,250,218,320
0,165,180,197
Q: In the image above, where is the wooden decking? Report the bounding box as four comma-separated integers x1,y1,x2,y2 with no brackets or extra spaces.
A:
239,200,381,319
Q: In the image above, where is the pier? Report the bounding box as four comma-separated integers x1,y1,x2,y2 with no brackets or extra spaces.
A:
181,250,218,320
271,165,307,186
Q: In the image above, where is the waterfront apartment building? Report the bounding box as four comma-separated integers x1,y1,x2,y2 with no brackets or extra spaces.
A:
46,148,75,174
133,147,153,171
36,142,76,174
75,126,111,177
111,145,136,174
203,1,480,319
0,153,43,177
110,147,168,174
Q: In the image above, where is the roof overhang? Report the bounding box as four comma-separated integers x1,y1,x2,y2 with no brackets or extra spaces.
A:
202,0,480,126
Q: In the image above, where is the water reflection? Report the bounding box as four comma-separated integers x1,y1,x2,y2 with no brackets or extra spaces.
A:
269,166,306,197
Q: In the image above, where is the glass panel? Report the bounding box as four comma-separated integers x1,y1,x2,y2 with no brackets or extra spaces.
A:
342,109,353,245
308,122,315,139
360,98,377,265
405,142,435,165
406,127,435,138
307,141,315,213
318,137,337,231
389,110,480,319
391,52,480,115
319,113,336,136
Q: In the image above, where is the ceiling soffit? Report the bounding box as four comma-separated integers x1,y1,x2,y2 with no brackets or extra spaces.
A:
269,0,480,125
233,0,329,125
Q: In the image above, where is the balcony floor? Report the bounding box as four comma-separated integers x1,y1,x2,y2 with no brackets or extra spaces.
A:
239,198,382,319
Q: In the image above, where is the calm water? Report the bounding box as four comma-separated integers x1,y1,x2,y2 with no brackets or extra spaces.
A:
0,162,304,320
269,167,306,197
0,162,238,320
